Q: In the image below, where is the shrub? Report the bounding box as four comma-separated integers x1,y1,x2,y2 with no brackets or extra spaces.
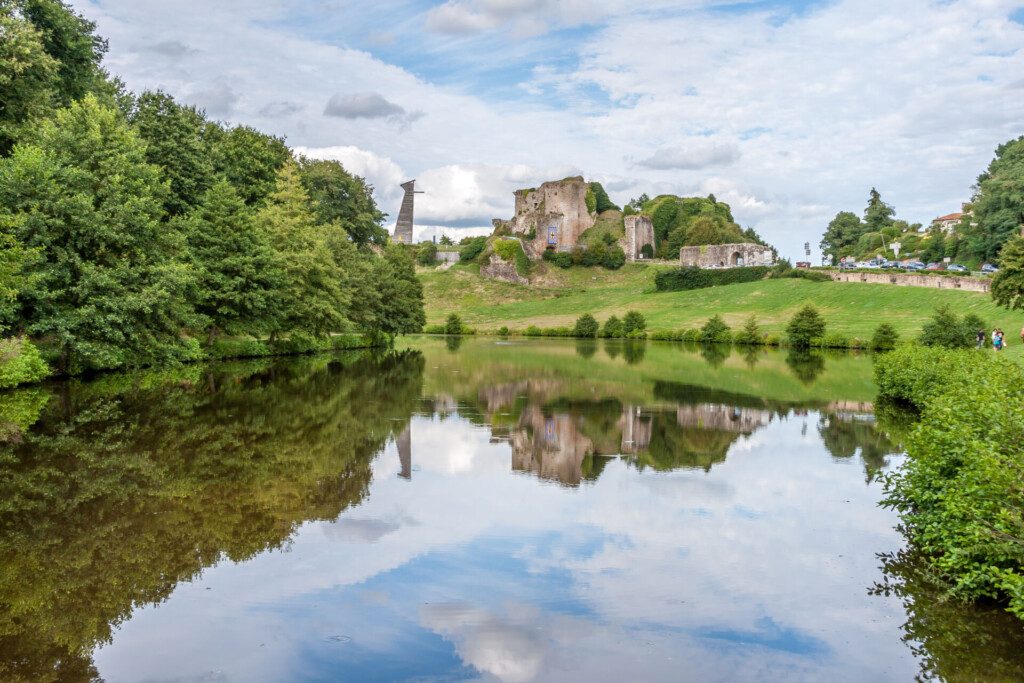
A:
524,325,542,337
681,329,701,343
763,334,782,346
572,313,599,338
445,313,463,335
700,315,732,344
459,236,488,263
603,246,626,270
786,305,826,348
542,326,572,337
206,337,271,359
423,324,446,335
625,329,647,339
622,311,647,336
919,305,982,349
416,242,438,266
649,330,673,341
542,250,574,269
0,337,51,389
602,315,624,338
874,346,989,408
654,266,771,292
733,315,761,345
497,326,510,336
881,349,1024,619
871,323,900,351
818,332,850,348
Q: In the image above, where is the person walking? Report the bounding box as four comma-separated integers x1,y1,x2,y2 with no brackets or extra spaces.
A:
992,328,1000,350
976,328,986,349
994,329,1004,352
1020,325,1024,346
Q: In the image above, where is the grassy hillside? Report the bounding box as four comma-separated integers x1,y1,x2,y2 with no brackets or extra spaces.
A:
420,263,1024,358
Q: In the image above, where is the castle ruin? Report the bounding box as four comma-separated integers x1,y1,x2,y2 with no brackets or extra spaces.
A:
496,177,595,257
679,243,774,268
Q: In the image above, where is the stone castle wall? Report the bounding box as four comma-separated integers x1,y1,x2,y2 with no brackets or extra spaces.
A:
829,271,991,292
680,243,774,268
480,253,528,285
623,215,655,261
506,177,595,256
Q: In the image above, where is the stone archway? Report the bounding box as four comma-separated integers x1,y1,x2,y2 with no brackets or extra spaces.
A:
731,251,744,267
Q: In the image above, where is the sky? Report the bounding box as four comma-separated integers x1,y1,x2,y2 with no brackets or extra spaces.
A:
72,0,1024,260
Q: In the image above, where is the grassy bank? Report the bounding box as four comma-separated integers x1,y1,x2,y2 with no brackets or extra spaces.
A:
420,263,1024,359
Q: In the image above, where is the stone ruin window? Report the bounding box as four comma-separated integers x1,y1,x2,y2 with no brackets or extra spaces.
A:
732,252,745,267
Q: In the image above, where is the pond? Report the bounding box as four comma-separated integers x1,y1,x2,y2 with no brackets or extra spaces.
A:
1,337,1022,682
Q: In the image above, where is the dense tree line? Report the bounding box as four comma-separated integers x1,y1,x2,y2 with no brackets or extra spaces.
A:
821,137,1024,266
0,0,423,375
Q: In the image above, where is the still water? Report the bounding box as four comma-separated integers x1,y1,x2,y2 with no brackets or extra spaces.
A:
1,337,1023,682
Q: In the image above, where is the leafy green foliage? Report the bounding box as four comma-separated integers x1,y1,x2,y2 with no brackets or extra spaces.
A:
459,236,488,263
416,241,438,266
991,235,1024,311
179,180,283,339
445,313,463,335
0,95,193,372
654,266,770,292
622,311,646,337
572,313,599,338
297,156,387,246
130,90,215,216
643,194,755,258
588,182,618,213
879,348,1024,619
700,315,732,343
0,4,58,154
733,315,761,345
210,124,291,206
257,162,348,338
601,315,623,339
963,136,1024,262
870,322,900,351
919,305,982,349
786,305,826,348
0,336,50,388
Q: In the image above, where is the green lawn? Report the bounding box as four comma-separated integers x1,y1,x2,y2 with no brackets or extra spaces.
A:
420,263,1024,359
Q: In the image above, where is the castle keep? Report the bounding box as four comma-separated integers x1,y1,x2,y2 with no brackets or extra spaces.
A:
496,177,595,257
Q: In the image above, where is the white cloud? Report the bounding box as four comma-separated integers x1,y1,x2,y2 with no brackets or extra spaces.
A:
636,141,742,170
70,0,1024,260
323,92,424,126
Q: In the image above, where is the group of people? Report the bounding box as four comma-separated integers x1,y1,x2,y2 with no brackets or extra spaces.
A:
977,326,1024,351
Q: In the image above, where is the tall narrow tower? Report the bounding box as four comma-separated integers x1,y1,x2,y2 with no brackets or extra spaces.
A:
394,180,420,244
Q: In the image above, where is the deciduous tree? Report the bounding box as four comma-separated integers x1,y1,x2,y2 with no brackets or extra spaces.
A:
0,95,192,371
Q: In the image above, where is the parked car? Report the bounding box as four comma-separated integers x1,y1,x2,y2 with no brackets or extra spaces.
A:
839,261,856,270
903,261,925,271
881,260,899,269
795,261,811,269
946,264,968,273
982,263,999,274
925,263,944,271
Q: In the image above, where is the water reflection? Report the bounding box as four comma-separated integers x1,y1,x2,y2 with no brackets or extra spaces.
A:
0,337,1020,682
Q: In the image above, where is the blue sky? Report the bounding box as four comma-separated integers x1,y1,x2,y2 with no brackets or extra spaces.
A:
76,0,1024,259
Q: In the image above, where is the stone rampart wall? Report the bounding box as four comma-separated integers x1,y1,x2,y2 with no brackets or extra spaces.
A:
680,243,774,268
828,271,991,292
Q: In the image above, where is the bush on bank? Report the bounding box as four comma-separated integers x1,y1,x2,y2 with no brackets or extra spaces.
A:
0,337,51,389
877,347,1024,620
654,266,771,292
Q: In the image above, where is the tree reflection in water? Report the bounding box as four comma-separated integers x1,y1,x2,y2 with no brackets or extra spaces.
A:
0,351,424,683
872,549,1024,681
786,349,826,384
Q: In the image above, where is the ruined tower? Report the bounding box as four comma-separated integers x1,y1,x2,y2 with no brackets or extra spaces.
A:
394,180,420,244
